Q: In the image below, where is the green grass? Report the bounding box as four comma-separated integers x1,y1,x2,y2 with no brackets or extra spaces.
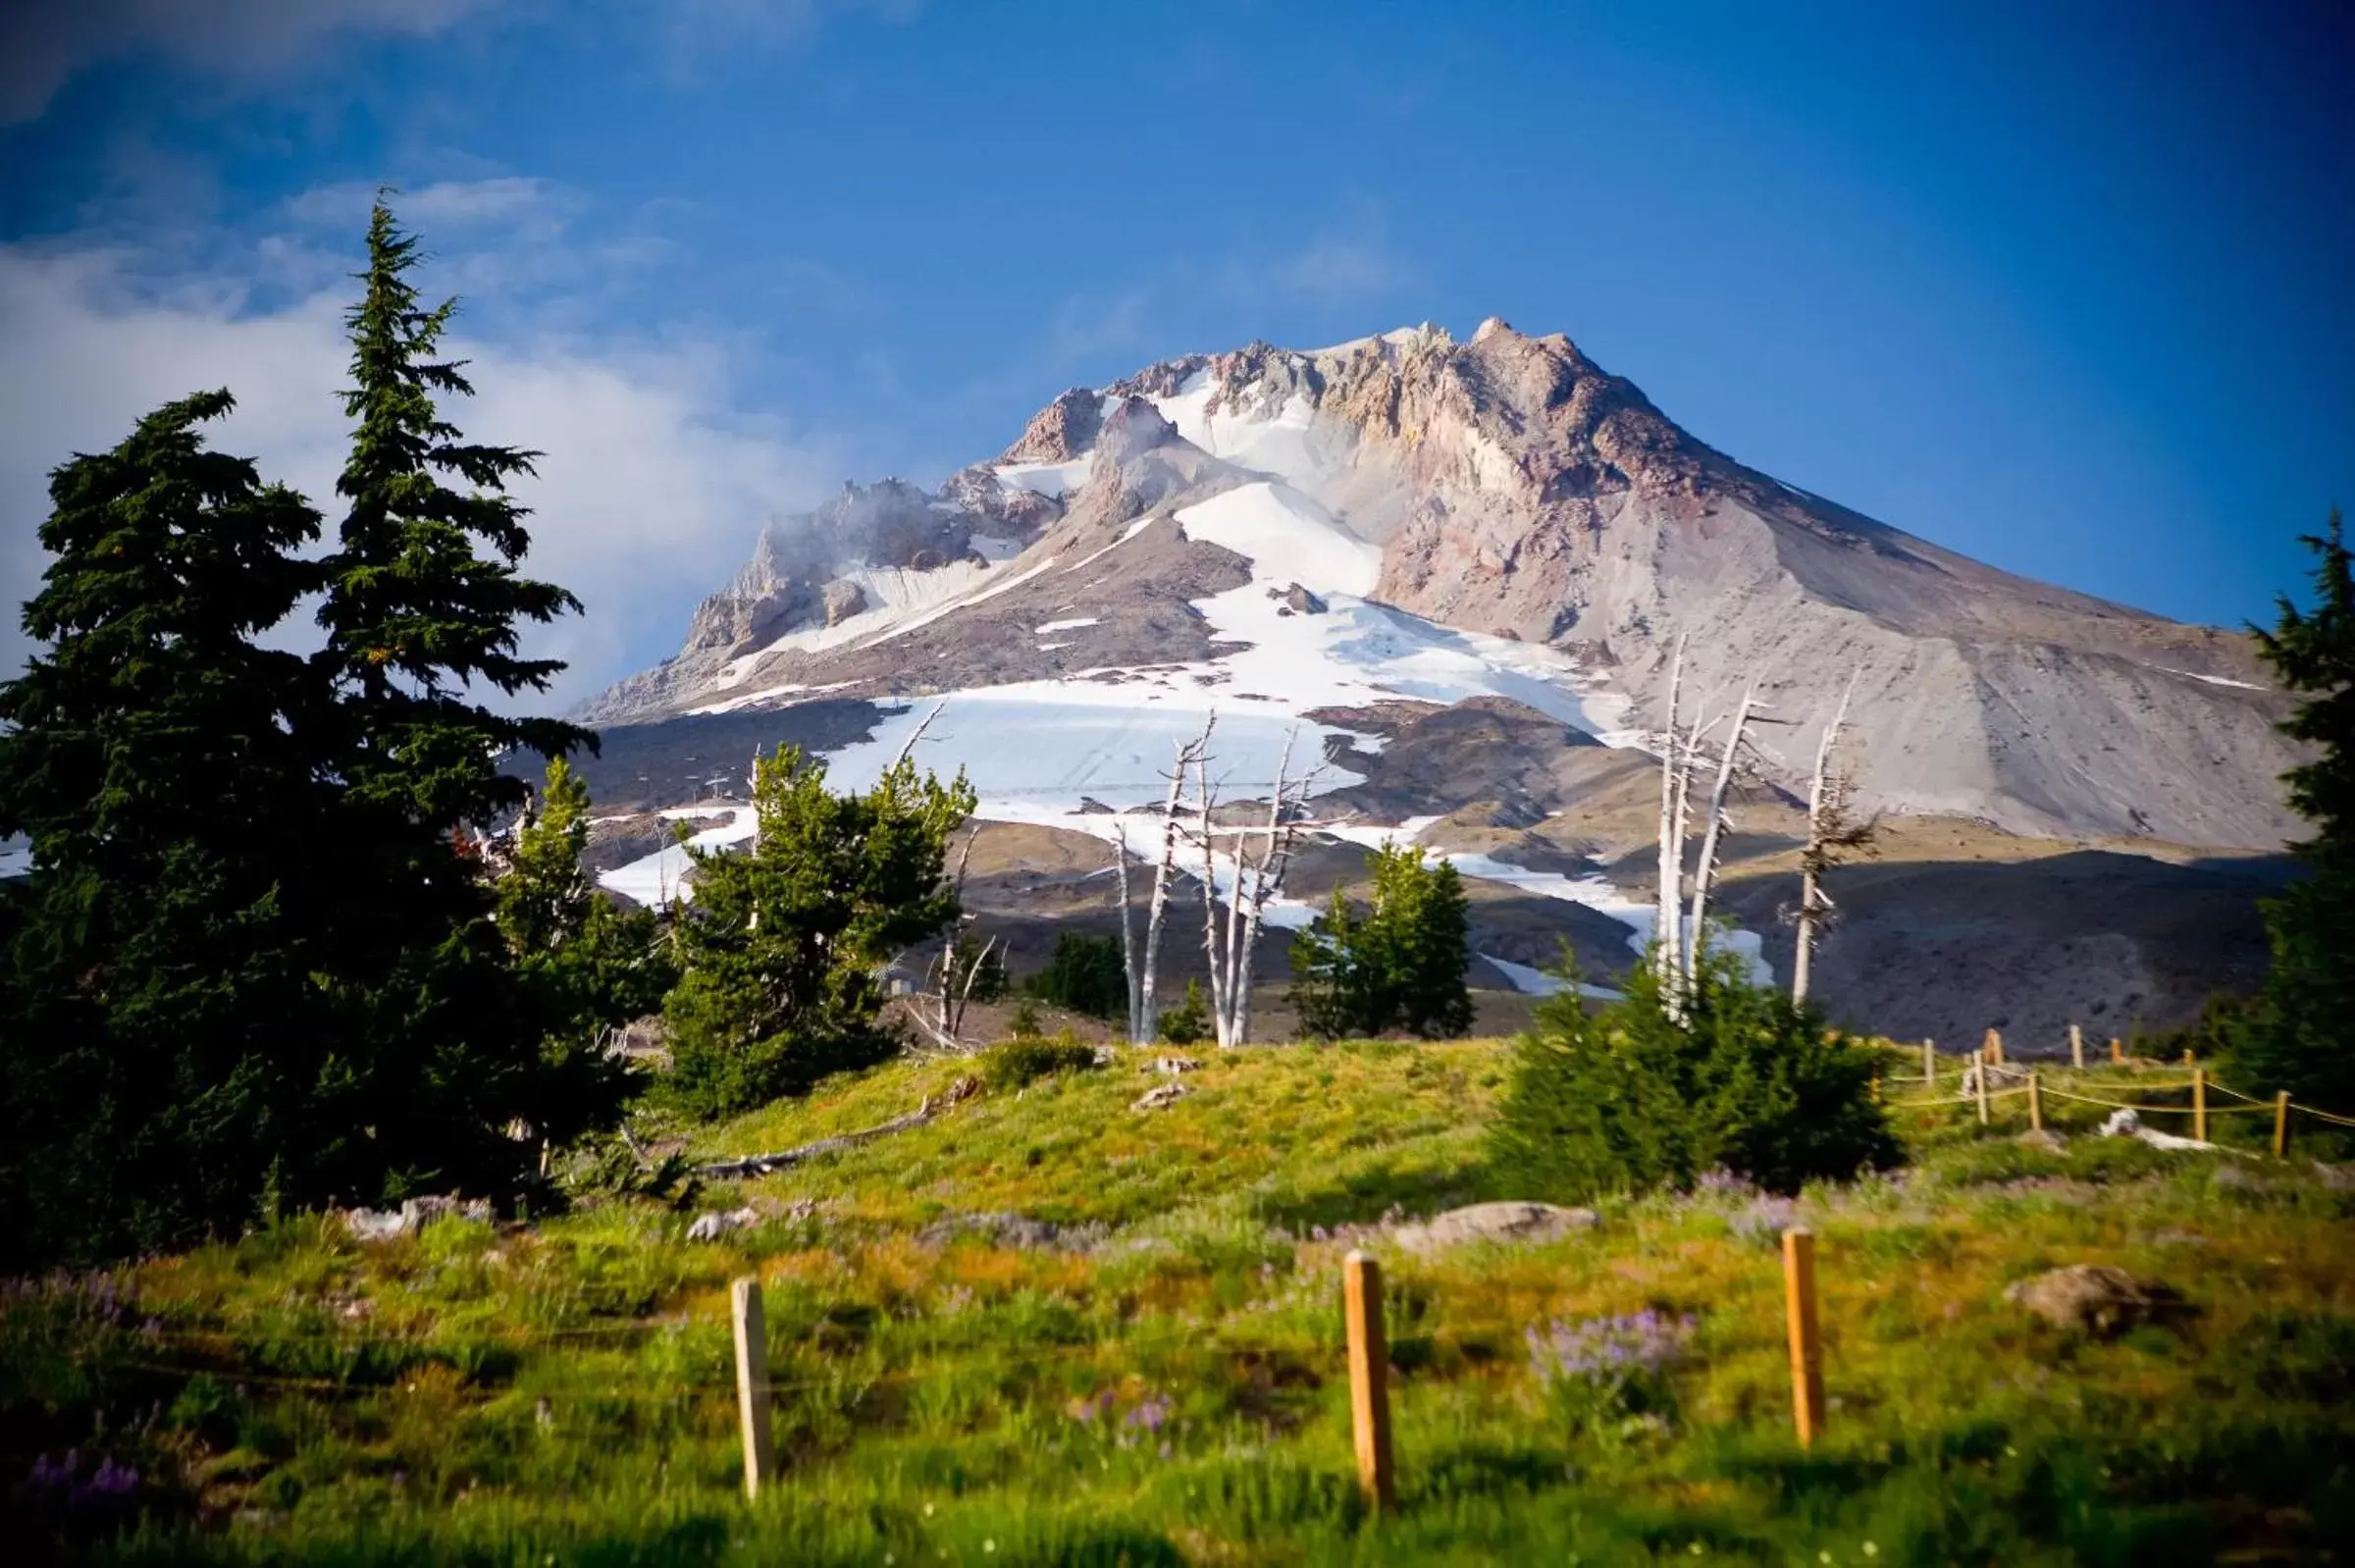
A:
7,1042,2352,1565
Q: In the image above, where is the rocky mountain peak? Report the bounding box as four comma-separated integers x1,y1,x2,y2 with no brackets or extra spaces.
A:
999,387,1103,464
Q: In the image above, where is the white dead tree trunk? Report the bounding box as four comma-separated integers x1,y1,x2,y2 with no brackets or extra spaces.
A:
1653,636,1688,993
1217,730,1291,1044
1221,730,1322,1048
1132,716,1213,1045
1684,684,1759,986
931,828,979,1045
1793,669,1869,1008
1658,702,1721,1021
1195,747,1230,1047
1111,822,1139,1040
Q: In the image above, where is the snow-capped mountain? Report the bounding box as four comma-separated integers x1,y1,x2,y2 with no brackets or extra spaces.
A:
589,317,2294,850
570,320,2294,1046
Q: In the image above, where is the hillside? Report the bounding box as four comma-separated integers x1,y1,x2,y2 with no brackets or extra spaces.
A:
10,1040,2352,1564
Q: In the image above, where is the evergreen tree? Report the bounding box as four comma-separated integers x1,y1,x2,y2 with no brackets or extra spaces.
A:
1289,843,1472,1039
0,392,331,1264
663,747,974,1118
2234,509,2355,1110
319,195,590,829
1024,932,1128,1020
496,758,675,1147
1491,945,1900,1201
295,196,604,1203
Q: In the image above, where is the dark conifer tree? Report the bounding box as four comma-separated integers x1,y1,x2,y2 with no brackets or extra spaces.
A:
302,195,602,1202
0,392,330,1264
2235,509,2355,1110
319,195,590,827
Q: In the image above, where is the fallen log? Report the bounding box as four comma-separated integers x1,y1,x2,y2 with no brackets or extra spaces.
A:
693,1075,978,1179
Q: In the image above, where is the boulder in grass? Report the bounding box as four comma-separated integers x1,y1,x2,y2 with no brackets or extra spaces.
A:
685,1206,760,1242
1146,1054,1202,1075
2004,1265,2188,1338
1390,1201,1598,1254
1132,1081,1191,1112
341,1194,491,1242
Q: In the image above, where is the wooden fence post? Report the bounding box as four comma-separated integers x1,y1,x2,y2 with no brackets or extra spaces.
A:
2110,1036,2123,1066
1975,1058,1991,1126
2183,1048,2195,1070
1870,1073,1882,1106
1921,1038,1935,1090
2027,1071,2043,1133
1342,1250,1395,1513
2069,1023,2084,1071
1782,1228,1826,1448
2274,1091,2291,1160
1984,1027,2003,1066
2192,1069,2208,1143
732,1276,776,1502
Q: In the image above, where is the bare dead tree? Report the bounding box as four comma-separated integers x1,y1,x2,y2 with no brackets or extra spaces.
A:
1792,669,1876,1007
1659,701,1726,1020
1221,729,1329,1047
1653,635,1688,993
890,700,947,767
1684,683,1761,984
1216,730,1293,1043
1111,822,1139,1040
931,826,979,1044
1134,715,1215,1044
1195,745,1230,1046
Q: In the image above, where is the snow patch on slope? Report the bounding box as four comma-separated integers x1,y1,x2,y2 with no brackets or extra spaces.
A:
994,454,1094,498
1177,482,1380,598
598,806,757,906
1152,373,1349,494
1480,952,1624,1002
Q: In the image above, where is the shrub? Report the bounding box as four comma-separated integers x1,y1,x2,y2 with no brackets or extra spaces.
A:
1490,945,1902,1200
1289,843,1471,1039
1025,933,1127,1020
1527,1310,1693,1446
1008,996,1043,1038
981,1031,1100,1092
1158,979,1210,1046
661,747,974,1119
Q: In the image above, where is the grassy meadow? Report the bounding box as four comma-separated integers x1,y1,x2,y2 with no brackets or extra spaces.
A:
6,1038,2353,1565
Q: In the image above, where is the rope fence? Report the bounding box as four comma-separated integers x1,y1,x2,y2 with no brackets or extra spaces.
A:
1879,1028,2355,1153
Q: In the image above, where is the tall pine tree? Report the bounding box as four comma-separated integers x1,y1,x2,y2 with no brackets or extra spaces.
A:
2234,509,2355,1110
0,392,331,1264
298,195,602,1204
319,194,590,826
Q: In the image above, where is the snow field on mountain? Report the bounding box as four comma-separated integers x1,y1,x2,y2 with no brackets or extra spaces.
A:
1152,372,1349,493
597,805,756,906
1478,952,1625,1002
1176,482,1381,597
709,558,1002,692
992,455,1094,497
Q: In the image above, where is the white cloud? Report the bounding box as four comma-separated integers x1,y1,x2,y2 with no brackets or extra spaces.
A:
286,178,583,234
1218,210,1413,309
0,240,845,715
0,0,490,125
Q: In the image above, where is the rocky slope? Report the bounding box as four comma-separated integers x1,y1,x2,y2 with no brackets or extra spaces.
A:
571,320,2299,1035
592,320,2294,849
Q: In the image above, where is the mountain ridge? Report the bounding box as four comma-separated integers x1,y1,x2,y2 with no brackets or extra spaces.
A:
587,318,2294,852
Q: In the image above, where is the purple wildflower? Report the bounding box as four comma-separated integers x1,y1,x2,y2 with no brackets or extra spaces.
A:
1526,1311,1694,1385
1064,1389,1117,1425
1124,1393,1173,1436
1725,1195,1802,1246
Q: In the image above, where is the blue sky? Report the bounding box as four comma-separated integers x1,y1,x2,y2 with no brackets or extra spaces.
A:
1,0,2348,708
